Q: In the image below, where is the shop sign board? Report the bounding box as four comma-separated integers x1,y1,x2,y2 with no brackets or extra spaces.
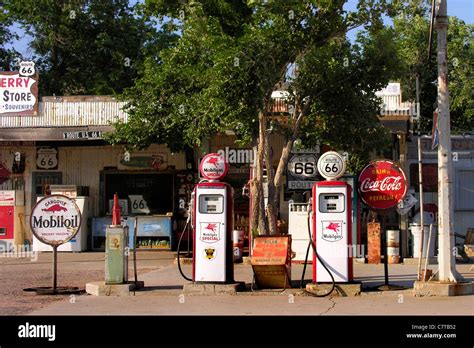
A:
118,153,167,170
30,195,82,246
199,153,228,181
63,131,103,140
358,160,407,210
0,63,39,116
287,153,318,190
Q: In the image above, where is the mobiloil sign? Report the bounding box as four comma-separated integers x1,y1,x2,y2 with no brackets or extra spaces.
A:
30,195,82,245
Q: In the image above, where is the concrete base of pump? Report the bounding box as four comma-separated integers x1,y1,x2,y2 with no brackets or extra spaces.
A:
305,282,362,297
183,282,245,295
86,281,145,296
413,280,474,297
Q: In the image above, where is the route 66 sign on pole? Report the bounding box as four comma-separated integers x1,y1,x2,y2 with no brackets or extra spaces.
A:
19,61,36,77
317,151,346,180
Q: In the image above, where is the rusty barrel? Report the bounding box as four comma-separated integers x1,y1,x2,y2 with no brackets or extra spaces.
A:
386,230,400,264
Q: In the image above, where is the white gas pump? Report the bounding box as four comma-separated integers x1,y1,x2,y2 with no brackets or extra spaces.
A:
312,181,353,282
311,151,353,283
192,153,234,283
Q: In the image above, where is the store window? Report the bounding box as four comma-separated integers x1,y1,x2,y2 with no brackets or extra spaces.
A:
103,172,174,215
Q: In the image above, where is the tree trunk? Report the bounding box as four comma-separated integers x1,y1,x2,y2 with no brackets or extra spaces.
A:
264,123,277,235
256,111,267,234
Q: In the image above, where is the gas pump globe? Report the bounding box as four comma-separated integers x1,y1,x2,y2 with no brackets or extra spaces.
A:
192,153,234,283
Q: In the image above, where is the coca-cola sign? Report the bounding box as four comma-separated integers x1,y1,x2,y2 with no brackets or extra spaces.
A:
358,160,407,210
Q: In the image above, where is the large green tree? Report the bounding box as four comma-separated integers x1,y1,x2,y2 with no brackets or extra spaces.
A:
5,0,172,96
109,0,400,235
393,0,474,132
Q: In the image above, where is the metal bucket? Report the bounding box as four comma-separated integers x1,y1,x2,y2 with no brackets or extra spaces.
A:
409,224,436,258
386,230,400,264
233,230,244,263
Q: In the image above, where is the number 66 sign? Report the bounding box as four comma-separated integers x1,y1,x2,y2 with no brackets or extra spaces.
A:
36,148,58,170
317,151,346,180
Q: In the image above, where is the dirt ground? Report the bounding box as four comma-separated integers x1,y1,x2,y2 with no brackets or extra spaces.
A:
0,251,173,315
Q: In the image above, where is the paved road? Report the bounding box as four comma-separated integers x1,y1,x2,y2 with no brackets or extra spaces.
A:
15,254,472,316
0,251,172,314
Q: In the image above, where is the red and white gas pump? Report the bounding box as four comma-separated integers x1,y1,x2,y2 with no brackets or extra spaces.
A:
192,153,234,283
312,151,353,283
312,181,353,282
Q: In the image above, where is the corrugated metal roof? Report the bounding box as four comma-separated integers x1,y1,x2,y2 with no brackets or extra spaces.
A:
0,97,128,128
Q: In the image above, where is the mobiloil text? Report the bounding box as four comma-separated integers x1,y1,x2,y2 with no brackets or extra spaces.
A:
32,215,79,229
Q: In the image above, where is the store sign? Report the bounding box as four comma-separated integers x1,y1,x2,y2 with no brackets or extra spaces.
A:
118,153,167,170
0,66,39,116
317,151,346,180
358,160,407,210
287,153,318,190
30,195,82,246
36,147,58,170
63,131,102,140
199,153,228,181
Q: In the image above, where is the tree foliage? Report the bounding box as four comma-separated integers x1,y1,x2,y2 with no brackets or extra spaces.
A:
392,0,474,132
109,0,401,234
5,0,172,96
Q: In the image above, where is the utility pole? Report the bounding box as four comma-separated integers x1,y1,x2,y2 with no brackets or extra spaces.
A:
415,75,425,281
434,0,462,282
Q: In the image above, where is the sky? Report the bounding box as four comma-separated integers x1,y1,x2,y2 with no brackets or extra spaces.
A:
5,0,474,60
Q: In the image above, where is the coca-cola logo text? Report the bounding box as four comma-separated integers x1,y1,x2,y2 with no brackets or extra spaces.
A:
360,176,403,193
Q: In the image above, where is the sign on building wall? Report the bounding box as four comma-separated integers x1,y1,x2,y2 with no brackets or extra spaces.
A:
0,62,39,116
36,147,58,170
118,153,168,170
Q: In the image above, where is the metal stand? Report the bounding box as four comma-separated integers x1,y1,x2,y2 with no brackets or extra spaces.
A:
23,245,81,295
376,212,406,292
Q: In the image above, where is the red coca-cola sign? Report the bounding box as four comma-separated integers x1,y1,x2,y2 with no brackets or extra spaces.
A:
358,160,407,210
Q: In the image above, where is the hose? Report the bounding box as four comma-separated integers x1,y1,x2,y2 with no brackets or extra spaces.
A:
301,203,336,297
177,216,192,281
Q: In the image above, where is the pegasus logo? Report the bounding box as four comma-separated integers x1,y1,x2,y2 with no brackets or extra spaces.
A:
42,204,67,213
205,223,217,233
207,157,219,167
326,222,340,233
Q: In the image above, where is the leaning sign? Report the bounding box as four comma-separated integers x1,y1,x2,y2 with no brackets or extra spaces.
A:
0,62,39,116
358,160,407,210
30,195,82,245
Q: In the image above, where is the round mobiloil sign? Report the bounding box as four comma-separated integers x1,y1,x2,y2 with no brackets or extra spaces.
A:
30,195,82,246
199,153,228,181
358,160,407,210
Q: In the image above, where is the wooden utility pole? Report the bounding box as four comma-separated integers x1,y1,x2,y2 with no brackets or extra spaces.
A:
434,0,462,282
